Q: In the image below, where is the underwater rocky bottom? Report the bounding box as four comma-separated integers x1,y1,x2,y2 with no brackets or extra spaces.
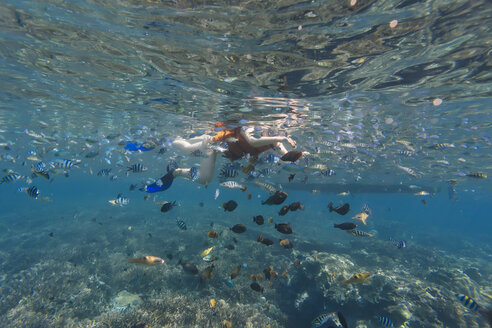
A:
0,209,490,328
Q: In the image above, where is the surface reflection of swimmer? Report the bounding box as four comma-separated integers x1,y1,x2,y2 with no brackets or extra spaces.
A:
142,126,307,192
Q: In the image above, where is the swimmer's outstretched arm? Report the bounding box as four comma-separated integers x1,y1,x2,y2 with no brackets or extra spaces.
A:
173,135,212,154
240,128,297,148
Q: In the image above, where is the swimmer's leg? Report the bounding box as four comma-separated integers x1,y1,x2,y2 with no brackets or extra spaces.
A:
173,150,217,187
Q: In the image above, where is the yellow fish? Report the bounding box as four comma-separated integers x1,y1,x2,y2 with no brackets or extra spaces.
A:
200,246,214,257
337,191,350,196
311,189,320,194
467,172,487,179
342,272,373,285
352,212,369,225
128,255,164,265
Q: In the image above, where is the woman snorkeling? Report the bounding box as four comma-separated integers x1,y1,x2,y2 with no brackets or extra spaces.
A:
141,124,307,192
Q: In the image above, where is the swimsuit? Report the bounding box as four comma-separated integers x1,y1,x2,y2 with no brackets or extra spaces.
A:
213,127,277,161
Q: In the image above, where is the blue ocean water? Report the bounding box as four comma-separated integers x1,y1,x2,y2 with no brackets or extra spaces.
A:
1,0,491,327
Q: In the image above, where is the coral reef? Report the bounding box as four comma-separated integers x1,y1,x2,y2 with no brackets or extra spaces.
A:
0,206,489,328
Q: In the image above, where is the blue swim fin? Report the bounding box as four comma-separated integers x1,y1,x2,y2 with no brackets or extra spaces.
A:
141,171,174,193
125,142,154,151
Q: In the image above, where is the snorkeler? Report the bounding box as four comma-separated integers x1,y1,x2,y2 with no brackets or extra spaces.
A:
166,125,307,187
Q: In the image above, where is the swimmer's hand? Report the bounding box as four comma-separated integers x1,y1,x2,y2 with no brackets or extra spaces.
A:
285,137,297,148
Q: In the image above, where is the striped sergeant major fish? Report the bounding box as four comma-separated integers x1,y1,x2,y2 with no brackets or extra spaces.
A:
0,173,24,184
254,180,276,194
265,153,280,164
108,194,129,206
310,312,339,328
377,316,395,327
50,158,77,169
219,167,238,178
320,169,336,177
389,237,406,249
18,186,40,199
32,161,50,178
455,293,479,311
220,180,247,192
396,165,419,178
97,168,112,176
31,162,50,174
258,168,274,176
176,217,187,230
398,150,414,157
347,229,374,237
32,161,48,171
190,149,209,158
429,143,455,150
190,167,199,181
128,163,148,173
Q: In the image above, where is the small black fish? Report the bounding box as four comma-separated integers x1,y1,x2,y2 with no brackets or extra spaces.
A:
166,253,173,260
250,282,264,292
160,201,177,213
230,224,247,234
288,174,295,182
278,205,290,216
328,202,350,215
48,232,54,237
257,235,274,246
334,222,357,230
253,215,264,225
280,151,303,162
233,237,238,243
199,202,204,207
288,201,304,211
129,184,137,191
224,244,235,250
262,190,288,205
222,200,238,212
148,233,152,238
177,259,198,275
275,223,292,234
